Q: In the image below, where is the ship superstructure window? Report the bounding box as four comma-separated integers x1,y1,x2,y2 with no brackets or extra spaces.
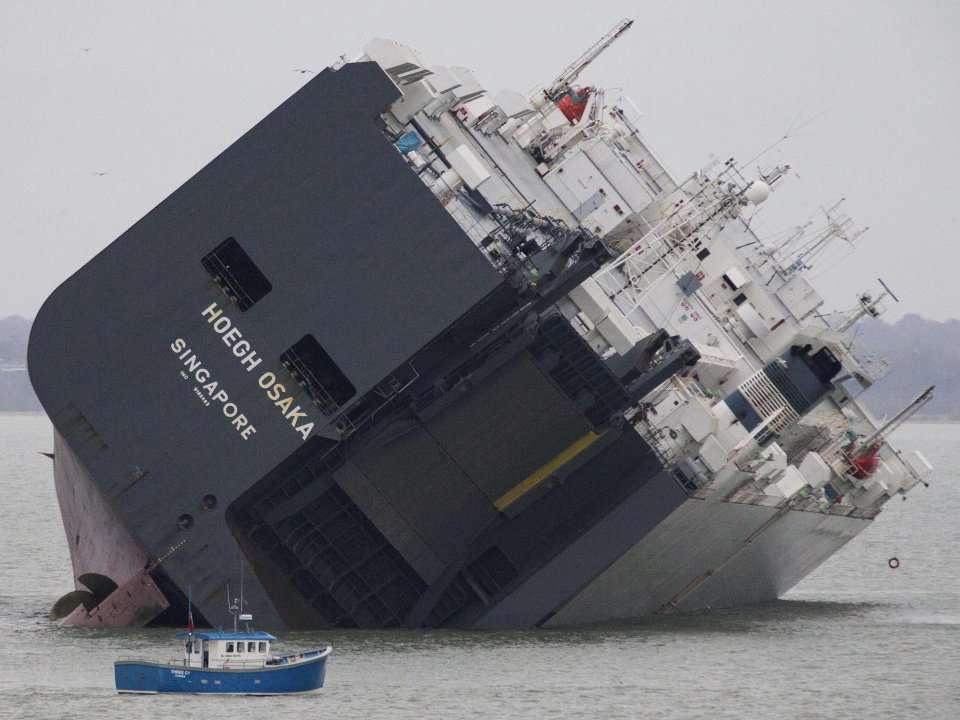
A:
258,642,267,652
225,642,234,652
247,642,256,652
237,642,244,653
281,335,357,415
201,237,272,312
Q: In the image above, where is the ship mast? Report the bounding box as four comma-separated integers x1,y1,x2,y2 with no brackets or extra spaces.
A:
836,278,899,333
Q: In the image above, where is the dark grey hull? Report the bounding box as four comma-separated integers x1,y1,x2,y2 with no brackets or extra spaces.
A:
50,428,873,629
31,57,869,630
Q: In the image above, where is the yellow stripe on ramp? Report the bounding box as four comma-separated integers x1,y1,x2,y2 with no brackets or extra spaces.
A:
494,431,602,512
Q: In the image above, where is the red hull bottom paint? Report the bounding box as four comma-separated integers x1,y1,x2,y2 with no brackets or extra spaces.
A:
53,432,169,626
60,570,169,627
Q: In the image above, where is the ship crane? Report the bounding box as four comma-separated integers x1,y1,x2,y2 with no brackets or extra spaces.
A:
544,18,634,101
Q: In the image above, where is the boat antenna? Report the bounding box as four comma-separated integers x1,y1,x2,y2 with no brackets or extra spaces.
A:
226,579,240,633
186,585,195,634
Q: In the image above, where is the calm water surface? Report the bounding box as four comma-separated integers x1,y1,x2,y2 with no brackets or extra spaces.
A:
1,414,957,719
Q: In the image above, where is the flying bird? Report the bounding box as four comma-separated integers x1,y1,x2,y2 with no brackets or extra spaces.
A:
292,68,314,75
93,171,108,177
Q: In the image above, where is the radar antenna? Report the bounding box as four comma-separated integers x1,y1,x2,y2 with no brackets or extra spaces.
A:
225,559,254,633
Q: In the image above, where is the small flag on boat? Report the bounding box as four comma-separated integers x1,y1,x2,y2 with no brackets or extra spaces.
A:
187,587,195,633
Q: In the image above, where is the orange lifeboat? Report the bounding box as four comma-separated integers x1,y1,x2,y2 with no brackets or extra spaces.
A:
557,86,593,124
851,444,880,478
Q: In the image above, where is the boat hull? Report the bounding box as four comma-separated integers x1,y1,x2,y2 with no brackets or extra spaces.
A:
114,649,330,695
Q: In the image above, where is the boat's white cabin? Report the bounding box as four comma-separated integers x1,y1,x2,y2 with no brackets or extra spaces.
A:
178,631,277,669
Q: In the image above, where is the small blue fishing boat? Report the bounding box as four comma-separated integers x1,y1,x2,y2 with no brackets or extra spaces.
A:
115,579,331,694
115,630,331,694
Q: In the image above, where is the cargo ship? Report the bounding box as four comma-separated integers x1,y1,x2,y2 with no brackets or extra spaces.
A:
31,20,933,629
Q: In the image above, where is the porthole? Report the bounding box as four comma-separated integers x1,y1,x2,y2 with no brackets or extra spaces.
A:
177,513,194,530
201,494,218,511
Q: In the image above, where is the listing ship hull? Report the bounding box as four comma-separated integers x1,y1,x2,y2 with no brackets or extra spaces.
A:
48,424,873,629
31,41,915,631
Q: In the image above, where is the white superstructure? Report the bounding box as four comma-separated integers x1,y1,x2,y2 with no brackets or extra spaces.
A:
359,20,932,537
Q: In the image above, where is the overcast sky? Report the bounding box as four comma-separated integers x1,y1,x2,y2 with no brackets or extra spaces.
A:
1,0,957,321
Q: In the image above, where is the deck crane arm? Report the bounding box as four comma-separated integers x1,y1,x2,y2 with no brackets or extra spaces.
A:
544,18,634,100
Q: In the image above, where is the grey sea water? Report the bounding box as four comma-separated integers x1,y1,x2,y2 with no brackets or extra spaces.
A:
0,413,957,719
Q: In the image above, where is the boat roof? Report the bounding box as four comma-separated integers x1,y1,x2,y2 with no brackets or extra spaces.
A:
175,630,277,641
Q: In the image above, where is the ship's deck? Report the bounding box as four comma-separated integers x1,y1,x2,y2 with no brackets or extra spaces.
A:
414,110,577,223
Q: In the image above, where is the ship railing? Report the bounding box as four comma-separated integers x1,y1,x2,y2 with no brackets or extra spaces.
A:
628,416,677,470
419,166,502,264
599,231,687,302
594,194,730,318
266,648,329,666
170,658,231,668
218,659,271,670
603,92,675,192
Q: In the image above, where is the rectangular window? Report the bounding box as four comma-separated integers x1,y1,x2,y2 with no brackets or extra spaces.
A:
225,642,234,652
248,642,256,652
281,335,356,415
258,642,267,653
201,237,272,312
237,642,245,653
